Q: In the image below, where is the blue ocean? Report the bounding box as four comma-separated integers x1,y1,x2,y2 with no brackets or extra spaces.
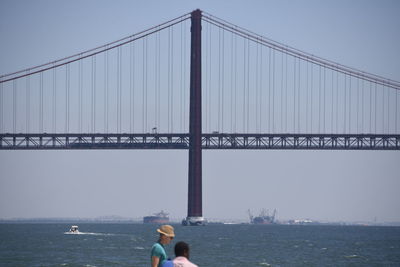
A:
1,223,399,266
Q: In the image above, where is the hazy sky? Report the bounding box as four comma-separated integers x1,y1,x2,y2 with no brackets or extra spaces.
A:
1,0,399,223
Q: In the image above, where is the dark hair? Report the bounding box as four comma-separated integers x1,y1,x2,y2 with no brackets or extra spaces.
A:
174,241,190,257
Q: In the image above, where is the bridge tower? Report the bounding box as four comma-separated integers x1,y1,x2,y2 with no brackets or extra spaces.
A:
182,9,206,226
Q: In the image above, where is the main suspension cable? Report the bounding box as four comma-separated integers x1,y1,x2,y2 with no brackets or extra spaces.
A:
0,13,191,83
202,13,400,90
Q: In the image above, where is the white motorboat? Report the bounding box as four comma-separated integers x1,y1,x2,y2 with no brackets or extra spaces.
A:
69,225,79,234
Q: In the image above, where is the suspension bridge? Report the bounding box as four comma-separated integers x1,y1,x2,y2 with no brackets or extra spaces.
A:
1,9,399,225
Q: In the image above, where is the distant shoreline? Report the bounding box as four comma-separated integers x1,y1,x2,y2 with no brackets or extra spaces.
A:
1,218,400,227
0,218,140,224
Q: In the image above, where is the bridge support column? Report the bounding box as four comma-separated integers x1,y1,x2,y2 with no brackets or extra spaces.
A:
183,9,206,226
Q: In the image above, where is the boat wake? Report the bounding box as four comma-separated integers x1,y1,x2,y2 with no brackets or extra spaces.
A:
64,231,114,236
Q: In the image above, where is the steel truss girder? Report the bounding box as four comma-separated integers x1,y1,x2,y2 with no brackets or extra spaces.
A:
201,134,400,150
0,133,189,150
0,133,399,150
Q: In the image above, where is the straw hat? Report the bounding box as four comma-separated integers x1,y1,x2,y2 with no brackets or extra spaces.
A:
157,225,175,237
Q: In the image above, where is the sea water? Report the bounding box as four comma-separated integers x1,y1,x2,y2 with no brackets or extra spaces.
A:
1,223,399,266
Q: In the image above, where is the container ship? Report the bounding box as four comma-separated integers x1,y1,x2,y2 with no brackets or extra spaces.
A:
248,209,276,224
143,211,169,224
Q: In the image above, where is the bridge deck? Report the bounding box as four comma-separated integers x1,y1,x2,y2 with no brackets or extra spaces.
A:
1,133,399,150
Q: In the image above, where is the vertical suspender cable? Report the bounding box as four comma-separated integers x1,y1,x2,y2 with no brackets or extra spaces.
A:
357,78,359,133
92,56,97,133
293,57,296,133
205,23,210,132
92,56,94,133
27,74,31,133
219,28,222,132
65,67,67,133
222,28,225,133
259,41,263,133
344,74,347,134
83,57,87,133
130,41,133,133
336,70,339,134
374,83,377,133
67,64,70,133
156,29,161,132
255,41,259,133
146,36,149,133
285,52,288,133
387,85,390,133
0,82,2,132
169,29,173,133
243,38,246,132
105,48,109,133
396,87,398,133
297,58,300,133
41,71,44,133
382,84,385,133
246,39,250,133
361,80,364,133
208,25,212,131
119,48,122,134
167,29,171,133
117,47,121,133
65,65,69,133
52,67,56,133
260,43,263,133
272,49,275,133
184,20,188,132
218,27,221,132
281,51,284,133
318,65,321,134
117,48,120,133
369,82,372,134
104,48,108,133
183,22,187,132
159,29,162,131
230,30,234,133
107,49,109,133
90,57,93,133
40,72,43,133
268,49,272,132
180,22,184,132
381,84,384,133
208,22,212,132
205,21,209,132
268,47,271,132
311,63,313,133
170,27,173,133
79,57,82,133
348,76,351,133
131,41,135,133
117,46,122,133
143,37,146,133
156,36,160,131
234,32,237,133
306,61,309,133
13,80,16,133
331,71,334,133
115,47,121,133
323,66,326,133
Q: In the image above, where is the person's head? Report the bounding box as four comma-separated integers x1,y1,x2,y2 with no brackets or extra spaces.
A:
157,225,175,245
174,241,190,259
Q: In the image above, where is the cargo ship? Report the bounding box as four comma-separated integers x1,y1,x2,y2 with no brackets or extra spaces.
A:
248,209,276,224
143,210,169,224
